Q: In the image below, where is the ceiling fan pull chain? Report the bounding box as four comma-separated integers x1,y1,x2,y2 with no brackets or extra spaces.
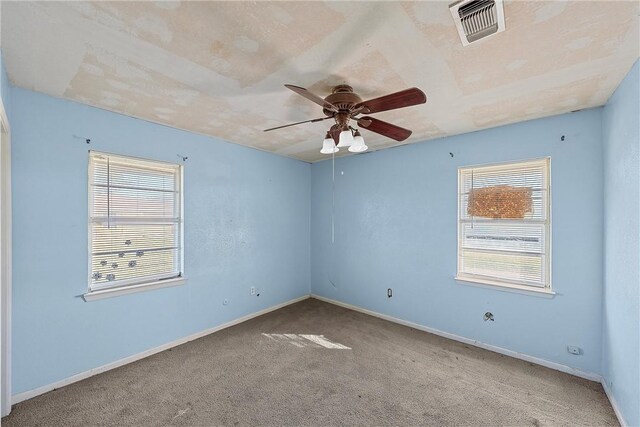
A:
332,148,335,244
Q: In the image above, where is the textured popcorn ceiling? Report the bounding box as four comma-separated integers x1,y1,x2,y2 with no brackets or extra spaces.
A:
2,1,638,162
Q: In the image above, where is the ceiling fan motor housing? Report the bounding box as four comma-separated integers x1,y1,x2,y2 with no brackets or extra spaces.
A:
323,85,363,118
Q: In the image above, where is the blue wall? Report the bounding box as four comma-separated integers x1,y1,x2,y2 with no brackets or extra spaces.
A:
10,88,310,395
602,60,640,427
311,109,605,374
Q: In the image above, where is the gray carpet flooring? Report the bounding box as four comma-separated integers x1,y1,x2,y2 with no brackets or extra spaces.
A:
2,298,618,426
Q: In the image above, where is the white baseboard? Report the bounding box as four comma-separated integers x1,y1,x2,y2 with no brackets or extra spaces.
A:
601,378,628,427
12,295,310,405
311,294,602,382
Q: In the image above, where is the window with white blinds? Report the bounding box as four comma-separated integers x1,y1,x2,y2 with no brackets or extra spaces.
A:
88,152,183,292
457,158,551,289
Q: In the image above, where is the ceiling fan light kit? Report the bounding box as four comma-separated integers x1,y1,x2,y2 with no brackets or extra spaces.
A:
264,83,427,158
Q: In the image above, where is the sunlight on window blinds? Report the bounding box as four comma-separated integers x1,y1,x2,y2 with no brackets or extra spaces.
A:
88,152,182,291
458,158,550,288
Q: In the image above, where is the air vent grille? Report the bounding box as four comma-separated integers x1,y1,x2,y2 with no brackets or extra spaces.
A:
450,0,505,46
460,1,496,38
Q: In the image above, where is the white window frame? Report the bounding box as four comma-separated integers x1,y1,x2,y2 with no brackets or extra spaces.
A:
84,151,185,301
455,158,553,297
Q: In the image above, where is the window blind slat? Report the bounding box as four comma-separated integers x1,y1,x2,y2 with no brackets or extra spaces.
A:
92,183,179,194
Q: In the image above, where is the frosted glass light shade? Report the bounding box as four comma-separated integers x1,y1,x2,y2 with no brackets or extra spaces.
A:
349,132,368,153
337,130,355,147
320,137,339,154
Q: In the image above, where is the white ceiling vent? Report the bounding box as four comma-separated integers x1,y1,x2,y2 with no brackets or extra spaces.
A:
450,0,505,46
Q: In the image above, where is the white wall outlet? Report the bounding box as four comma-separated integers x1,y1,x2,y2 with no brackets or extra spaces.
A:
567,345,582,355
250,286,256,296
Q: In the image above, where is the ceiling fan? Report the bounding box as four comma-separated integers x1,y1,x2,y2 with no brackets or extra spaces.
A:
264,84,427,154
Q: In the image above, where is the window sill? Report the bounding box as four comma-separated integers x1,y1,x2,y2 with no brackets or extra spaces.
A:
454,276,555,298
83,277,186,302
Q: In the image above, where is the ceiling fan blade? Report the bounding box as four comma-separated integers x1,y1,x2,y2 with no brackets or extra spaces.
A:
357,116,412,141
263,117,332,132
329,124,341,145
285,84,339,113
356,88,426,114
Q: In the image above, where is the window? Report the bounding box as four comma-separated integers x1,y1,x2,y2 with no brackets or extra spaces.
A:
457,158,551,292
87,152,183,297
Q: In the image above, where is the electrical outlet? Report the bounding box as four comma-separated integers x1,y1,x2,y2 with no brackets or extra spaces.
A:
567,345,582,355
250,286,256,296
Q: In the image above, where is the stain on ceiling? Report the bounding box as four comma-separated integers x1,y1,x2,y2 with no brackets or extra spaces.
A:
1,1,638,162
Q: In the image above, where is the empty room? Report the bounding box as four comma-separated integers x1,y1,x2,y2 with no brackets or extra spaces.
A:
0,1,638,426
